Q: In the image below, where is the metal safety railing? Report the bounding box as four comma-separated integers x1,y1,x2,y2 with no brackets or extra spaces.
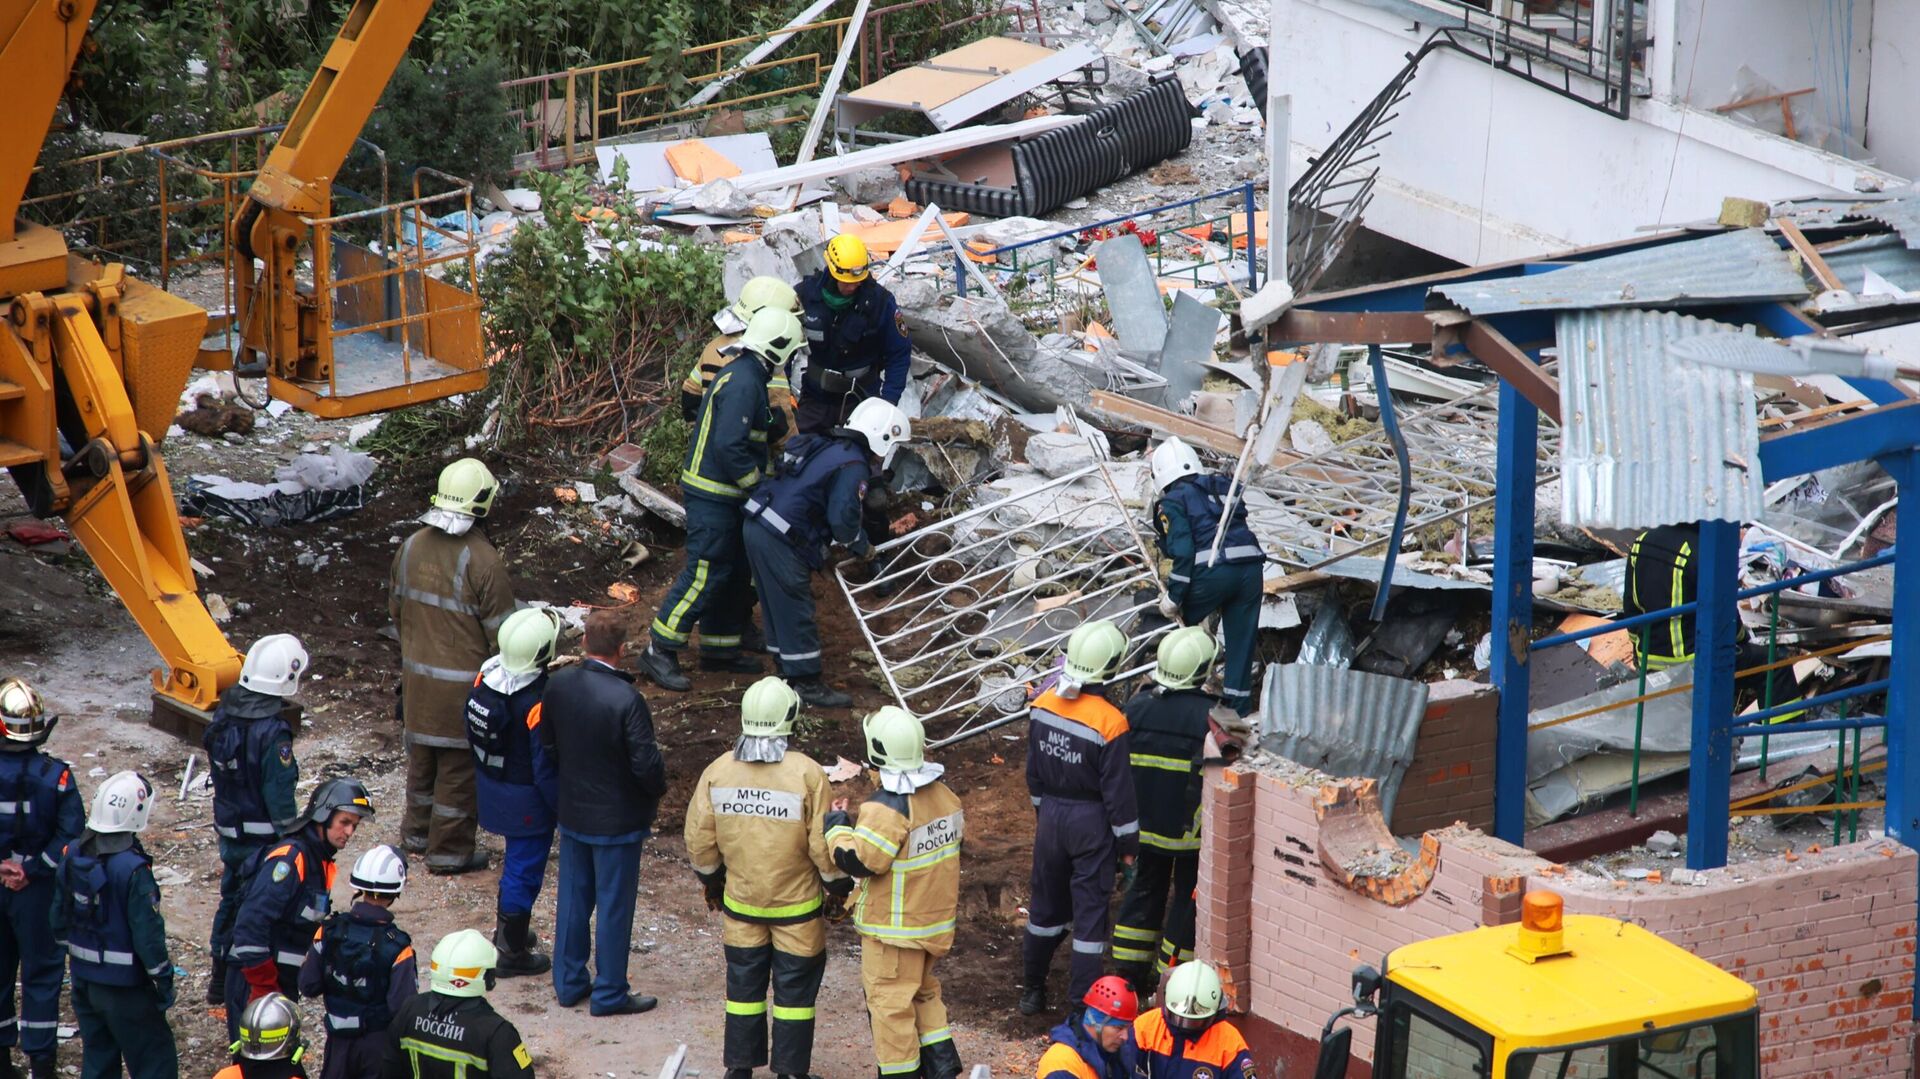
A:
1527,549,1897,828
1414,0,1649,119
949,183,1261,308
501,0,1043,171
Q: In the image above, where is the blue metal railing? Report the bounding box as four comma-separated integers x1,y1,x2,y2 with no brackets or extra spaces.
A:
951,182,1261,302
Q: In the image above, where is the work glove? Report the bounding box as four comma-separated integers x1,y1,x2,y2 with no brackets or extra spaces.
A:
1157,596,1182,622
698,871,726,914
242,960,281,1001
824,875,855,900
154,976,176,1010
1115,856,1138,896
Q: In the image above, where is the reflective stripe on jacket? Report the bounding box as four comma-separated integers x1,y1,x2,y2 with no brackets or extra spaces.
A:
1153,474,1263,604
1122,687,1211,853
389,527,517,741
682,353,774,503
825,782,964,955
684,749,845,923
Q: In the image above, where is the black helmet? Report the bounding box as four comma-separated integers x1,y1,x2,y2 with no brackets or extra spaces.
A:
304,777,375,826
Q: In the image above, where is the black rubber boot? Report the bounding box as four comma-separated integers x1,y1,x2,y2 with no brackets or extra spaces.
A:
1018,983,1048,1016
205,958,227,1004
921,1038,962,1079
793,679,853,709
0,1051,20,1079
494,913,552,978
26,1055,52,1079
637,645,692,691
427,849,489,876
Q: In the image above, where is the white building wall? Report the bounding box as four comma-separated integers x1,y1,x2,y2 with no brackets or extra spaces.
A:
1673,0,1873,145
1866,2,1920,179
1271,0,1904,266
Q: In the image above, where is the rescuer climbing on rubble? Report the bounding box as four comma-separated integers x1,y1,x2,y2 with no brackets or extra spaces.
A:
1111,626,1216,997
639,308,808,693
464,607,565,978
794,235,912,434
826,707,965,1079
391,459,519,876
224,779,374,1041
743,397,912,709
683,275,804,447
1021,620,1140,1017
204,635,307,1003
1148,438,1265,717
684,677,847,1079
1036,977,1138,1079
0,678,83,1079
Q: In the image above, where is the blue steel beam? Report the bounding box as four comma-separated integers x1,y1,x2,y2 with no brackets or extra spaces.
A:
1759,400,1920,480
1687,520,1741,870
1490,383,1538,844
1886,449,1920,845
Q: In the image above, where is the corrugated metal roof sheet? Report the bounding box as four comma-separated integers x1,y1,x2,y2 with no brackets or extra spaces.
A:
1819,234,1920,292
1430,229,1809,315
1555,308,1766,529
1849,197,1920,250
1256,663,1430,821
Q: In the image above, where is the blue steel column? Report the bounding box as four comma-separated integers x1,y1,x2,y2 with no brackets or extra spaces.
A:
1490,382,1538,844
1686,519,1741,870
1883,450,1920,847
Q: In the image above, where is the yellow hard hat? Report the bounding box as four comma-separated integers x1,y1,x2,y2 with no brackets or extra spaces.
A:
730,276,801,323
826,234,872,284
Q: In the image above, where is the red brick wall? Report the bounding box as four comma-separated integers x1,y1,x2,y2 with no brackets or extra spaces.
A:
1195,760,1920,1078
1389,682,1498,836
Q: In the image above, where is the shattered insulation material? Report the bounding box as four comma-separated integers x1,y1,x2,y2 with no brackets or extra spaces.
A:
835,465,1171,748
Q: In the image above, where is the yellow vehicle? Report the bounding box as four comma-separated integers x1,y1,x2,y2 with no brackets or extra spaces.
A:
1,0,474,724
1314,891,1759,1078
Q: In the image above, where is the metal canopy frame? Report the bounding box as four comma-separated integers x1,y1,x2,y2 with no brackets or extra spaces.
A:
1272,226,1920,873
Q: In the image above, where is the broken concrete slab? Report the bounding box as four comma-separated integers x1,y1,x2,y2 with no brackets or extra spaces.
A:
1096,233,1169,354
832,164,906,206
615,471,687,529
893,278,1107,414
1159,291,1223,408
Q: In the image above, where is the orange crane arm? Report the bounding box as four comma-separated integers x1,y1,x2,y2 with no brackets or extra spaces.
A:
0,0,99,245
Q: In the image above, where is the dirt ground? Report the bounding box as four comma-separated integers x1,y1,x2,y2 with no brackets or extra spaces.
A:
0,408,1074,1077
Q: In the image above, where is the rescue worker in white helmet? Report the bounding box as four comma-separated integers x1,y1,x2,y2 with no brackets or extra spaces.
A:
0,678,83,1079
1021,620,1139,1016
826,707,965,1079
639,308,806,692
218,992,308,1079
684,677,847,1079
743,398,911,709
1125,962,1254,1079
1148,437,1265,717
1111,627,1217,996
203,634,306,1002
225,779,375,1042
53,771,175,1079
299,844,417,1079
463,607,564,977
683,274,804,447
391,458,518,875
379,929,535,1078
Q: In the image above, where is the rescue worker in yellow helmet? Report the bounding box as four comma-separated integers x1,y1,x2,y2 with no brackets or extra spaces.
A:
684,678,848,1079
390,458,518,875
825,708,964,1079
794,235,913,434
639,309,808,693
682,275,804,446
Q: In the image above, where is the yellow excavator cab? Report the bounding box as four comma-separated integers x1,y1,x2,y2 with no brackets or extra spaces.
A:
1315,891,1759,1078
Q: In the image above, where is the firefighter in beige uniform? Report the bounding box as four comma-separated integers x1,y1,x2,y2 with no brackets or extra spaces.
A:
389,458,518,875
684,678,847,1079
825,707,965,1079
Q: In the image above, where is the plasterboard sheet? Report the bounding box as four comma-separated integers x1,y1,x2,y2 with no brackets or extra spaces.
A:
597,134,780,192
1096,234,1169,353
847,36,1062,109
1555,308,1765,530
1430,229,1810,315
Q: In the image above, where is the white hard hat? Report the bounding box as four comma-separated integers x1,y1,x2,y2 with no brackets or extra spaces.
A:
741,677,800,738
1163,961,1224,1032
862,706,926,772
239,634,309,698
844,398,911,468
349,843,409,895
1150,437,1202,493
89,771,154,835
431,928,499,998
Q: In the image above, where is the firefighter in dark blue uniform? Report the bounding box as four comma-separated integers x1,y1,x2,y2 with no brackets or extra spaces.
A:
465,607,562,977
742,398,911,709
0,678,83,1079
52,771,174,1079
1110,628,1216,997
300,844,417,1079
793,235,913,435
638,308,808,693
1149,438,1265,717
1020,622,1140,1017
226,778,374,1041
204,634,307,1001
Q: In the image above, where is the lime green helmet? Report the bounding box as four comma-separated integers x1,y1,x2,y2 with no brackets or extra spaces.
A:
1152,625,1216,691
1163,961,1224,1029
432,457,497,518
1062,619,1128,687
742,676,800,738
862,706,925,771
730,275,801,324
430,928,498,998
740,308,806,367
497,608,562,675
